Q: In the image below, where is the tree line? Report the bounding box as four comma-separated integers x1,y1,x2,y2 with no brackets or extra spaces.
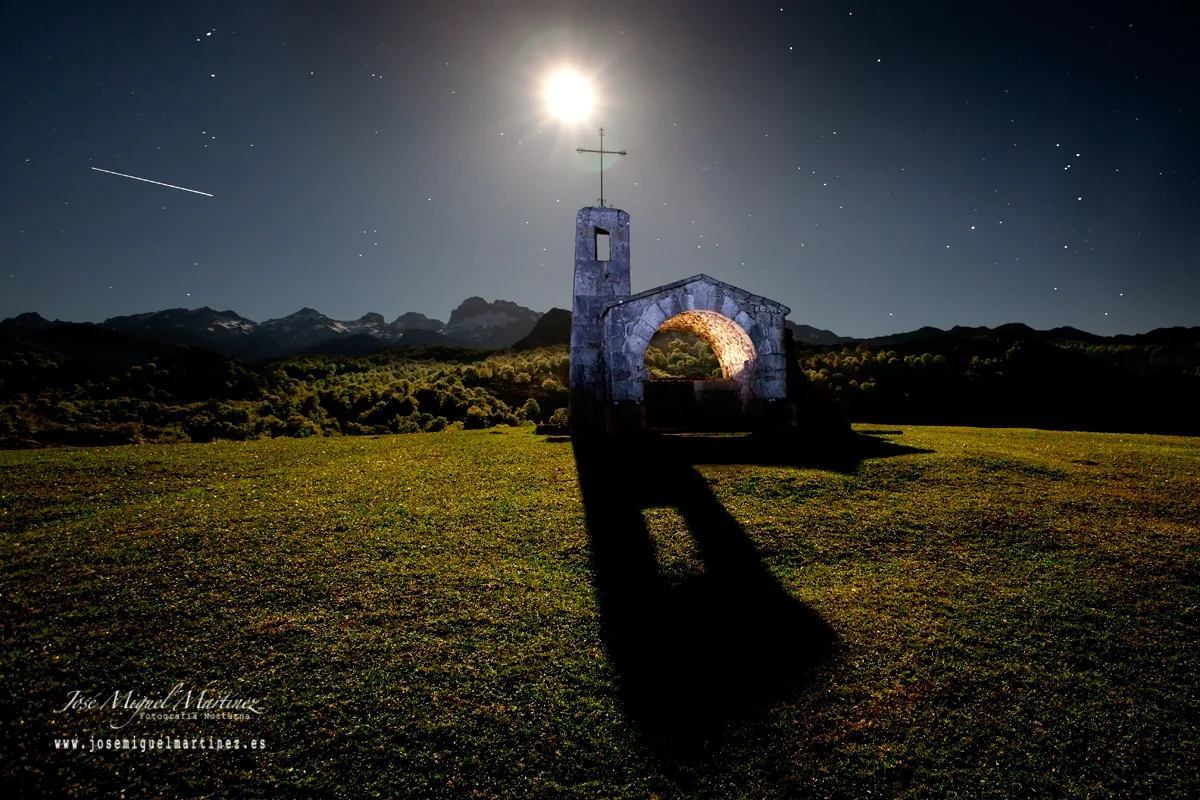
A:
2,331,1198,447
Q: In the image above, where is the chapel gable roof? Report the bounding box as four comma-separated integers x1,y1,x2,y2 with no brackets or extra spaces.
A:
602,273,790,316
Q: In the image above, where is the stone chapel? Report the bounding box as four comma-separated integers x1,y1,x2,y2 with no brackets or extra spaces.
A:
568,205,798,434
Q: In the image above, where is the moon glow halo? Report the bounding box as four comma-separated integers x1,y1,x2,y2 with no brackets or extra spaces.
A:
543,69,594,123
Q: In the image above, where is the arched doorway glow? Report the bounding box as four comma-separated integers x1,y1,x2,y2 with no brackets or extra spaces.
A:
634,311,758,429
654,310,757,385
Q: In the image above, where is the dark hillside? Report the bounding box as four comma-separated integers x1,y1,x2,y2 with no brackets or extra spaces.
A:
3,317,1200,448
511,308,571,350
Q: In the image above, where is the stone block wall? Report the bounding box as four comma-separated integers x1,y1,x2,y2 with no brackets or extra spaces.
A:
600,275,791,429
569,207,630,433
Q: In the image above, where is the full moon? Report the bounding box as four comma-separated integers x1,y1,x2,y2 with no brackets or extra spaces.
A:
544,69,594,123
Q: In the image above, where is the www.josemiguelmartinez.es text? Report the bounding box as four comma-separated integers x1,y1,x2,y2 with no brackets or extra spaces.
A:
53,736,267,752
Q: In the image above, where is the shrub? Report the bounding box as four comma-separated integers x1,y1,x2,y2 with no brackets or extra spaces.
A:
391,415,420,434
519,397,541,422
464,405,488,429
548,407,569,427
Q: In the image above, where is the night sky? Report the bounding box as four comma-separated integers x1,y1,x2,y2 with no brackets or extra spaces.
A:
2,1,1196,337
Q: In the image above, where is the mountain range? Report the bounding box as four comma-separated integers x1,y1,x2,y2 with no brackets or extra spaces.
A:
1,298,542,362
786,321,1200,349
3,300,1198,364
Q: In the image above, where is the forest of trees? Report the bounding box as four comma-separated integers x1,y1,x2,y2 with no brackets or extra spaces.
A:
0,344,569,445
643,334,722,380
2,329,1199,447
791,337,1200,434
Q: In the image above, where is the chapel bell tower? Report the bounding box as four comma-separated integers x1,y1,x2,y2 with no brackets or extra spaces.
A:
568,206,630,433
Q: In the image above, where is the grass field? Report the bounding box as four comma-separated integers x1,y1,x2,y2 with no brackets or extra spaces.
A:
1,425,1198,798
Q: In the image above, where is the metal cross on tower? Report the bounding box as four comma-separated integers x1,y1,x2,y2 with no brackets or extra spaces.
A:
575,127,627,208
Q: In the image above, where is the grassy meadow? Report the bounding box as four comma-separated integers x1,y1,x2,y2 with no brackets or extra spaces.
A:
1,425,1198,798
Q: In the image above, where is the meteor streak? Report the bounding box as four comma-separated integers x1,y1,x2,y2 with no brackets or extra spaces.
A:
90,167,213,197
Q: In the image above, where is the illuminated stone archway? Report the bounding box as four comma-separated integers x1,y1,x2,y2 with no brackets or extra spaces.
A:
600,274,790,429
643,309,758,401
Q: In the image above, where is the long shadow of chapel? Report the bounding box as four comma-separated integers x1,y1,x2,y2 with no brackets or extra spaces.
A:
569,431,932,750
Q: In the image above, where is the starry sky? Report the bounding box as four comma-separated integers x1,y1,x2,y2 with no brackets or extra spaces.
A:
2,1,1196,337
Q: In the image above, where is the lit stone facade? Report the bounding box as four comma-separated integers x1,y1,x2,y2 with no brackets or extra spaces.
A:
569,205,793,433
